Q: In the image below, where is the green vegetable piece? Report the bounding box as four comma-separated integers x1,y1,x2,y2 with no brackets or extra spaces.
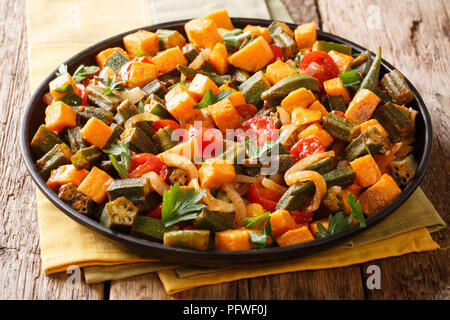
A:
350,51,369,69
275,182,315,211
76,106,114,125
344,127,385,161
324,95,347,112
57,183,78,202
231,68,250,84
158,69,182,87
131,215,178,241
306,157,336,174
359,47,381,92
71,192,95,216
268,21,297,58
86,85,121,111
390,154,417,186
163,230,210,250
100,197,139,232
339,69,363,87
142,79,168,98
145,94,174,119
322,112,361,142
54,83,82,106
31,125,63,157
104,123,124,148
193,208,233,232
116,100,138,122
313,40,352,55
103,140,131,178
121,127,159,154
107,177,151,207
322,167,356,188
239,71,271,108
182,43,200,64
66,126,88,152
35,143,72,179
380,69,414,105
373,102,412,141
156,29,186,50
177,65,231,87
152,127,178,152
194,89,232,109
105,51,129,74
71,145,102,170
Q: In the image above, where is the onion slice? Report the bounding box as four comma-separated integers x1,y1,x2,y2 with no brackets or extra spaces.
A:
142,171,169,196
159,153,198,181
284,151,335,181
223,183,247,226
233,174,263,184
285,170,327,213
189,179,235,213
276,106,291,126
125,112,161,130
261,177,287,194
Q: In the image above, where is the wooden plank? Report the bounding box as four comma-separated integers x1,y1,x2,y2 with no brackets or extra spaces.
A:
0,0,103,299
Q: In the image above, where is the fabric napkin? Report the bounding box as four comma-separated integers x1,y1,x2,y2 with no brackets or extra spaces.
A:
26,0,445,292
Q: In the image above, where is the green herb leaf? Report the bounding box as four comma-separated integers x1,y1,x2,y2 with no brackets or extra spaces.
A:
363,142,372,156
339,69,363,86
135,50,150,57
244,137,280,159
137,100,145,113
347,193,366,227
222,29,250,48
54,83,82,106
72,64,100,83
103,76,129,95
194,89,232,109
103,141,131,178
161,183,206,228
243,212,276,249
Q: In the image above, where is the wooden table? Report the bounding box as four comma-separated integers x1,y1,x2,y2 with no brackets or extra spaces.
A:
0,0,448,299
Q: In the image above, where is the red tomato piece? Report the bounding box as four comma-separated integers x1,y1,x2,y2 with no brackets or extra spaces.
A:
291,210,314,226
299,51,339,90
331,110,346,118
247,182,282,212
269,44,284,63
128,153,168,179
235,104,258,121
76,84,87,106
186,125,223,158
151,119,181,132
237,115,278,146
118,56,153,82
143,203,162,220
290,137,325,162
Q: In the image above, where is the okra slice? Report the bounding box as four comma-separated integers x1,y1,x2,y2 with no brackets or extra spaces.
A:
322,112,361,142
322,167,356,188
324,95,347,112
231,68,250,84
31,125,63,157
177,65,231,86
76,106,114,125
380,70,414,105
306,157,336,174
239,71,271,108
142,79,168,98
72,192,95,216
144,94,174,119
153,127,178,152
373,102,412,140
100,197,139,232
163,230,210,251
268,21,298,58
104,123,124,148
105,51,129,74
344,127,385,161
66,126,87,152
390,154,417,186
58,182,78,202
359,47,381,92
86,85,121,111
182,43,200,64
121,127,159,154
35,143,72,179
71,145,102,170
276,182,315,211
193,209,233,232
351,51,370,69
107,178,151,206
313,40,352,55
131,215,177,241
116,100,138,122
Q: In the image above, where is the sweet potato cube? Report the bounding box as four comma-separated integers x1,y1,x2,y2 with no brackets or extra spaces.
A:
123,30,159,58
266,60,297,85
218,84,246,107
360,119,388,137
323,77,351,103
228,36,274,72
310,219,329,236
374,153,396,175
350,154,381,188
281,87,316,114
328,50,354,74
208,98,241,132
95,47,129,67
345,89,381,124
77,167,114,203
270,210,297,237
298,123,334,147
208,43,229,75
294,22,317,49
205,10,234,30
188,74,219,100
152,47,188,75
49,73,78,99
47,164,89,190
359,174,401,216
243,25,272,43
245,203,266,219
185,17,223,50
128,60,158,88
291,107,322,126
340,183,362,214
45,101,77,133
276,226,314,247
198,158,236,189
80,117,114,149
215,228,251,251
308,100,328,117
165,85,200,123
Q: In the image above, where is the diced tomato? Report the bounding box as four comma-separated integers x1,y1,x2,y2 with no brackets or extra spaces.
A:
290,137,325,162
299,51,339,90
185,124,223,158
76,84,87,106
291,210,314,226
143,203,162,220
247,182,282,212
331,110,346,118
269,44,284,63
151,119,181,132
235,104,258,121
128,153,168,179
237,115,278,146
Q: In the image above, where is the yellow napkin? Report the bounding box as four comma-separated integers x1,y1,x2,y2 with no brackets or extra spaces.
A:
27,0,445,291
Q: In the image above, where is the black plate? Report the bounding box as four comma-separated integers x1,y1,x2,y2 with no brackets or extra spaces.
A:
20,18,432,266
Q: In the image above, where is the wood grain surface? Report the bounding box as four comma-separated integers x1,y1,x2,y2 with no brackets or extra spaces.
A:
0,0,447,299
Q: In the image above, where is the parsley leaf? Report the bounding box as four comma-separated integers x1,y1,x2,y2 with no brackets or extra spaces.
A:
338,69,363,86
103,76,129,95
54,83,82,106
161,183,206,228
72,64,100,83
243,212,276,249
194,89,232,109
222,29,251,48
137,100,145,113
135,50,150,57
103,141,131,178
244,137,280,159
363,142,372,156
347,193,366,227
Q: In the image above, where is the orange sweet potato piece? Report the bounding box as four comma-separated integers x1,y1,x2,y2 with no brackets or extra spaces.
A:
374,154,396,175
95,47,129,68
243,25,272,43
77,167,114,203
281,87,316,114
205,10,234,30
208,98,241,133
218,83,246,107
307,100,328,117
310,219,329,236
328,50,354,74
165,85,200,123
359,174,401,216
227,36,274,72
188,74,219,100
276,226,315,247
123,30,159,58
270,210,297,237
49,73,78,99
266,60,297,85
198,158,236,189
47,164,89,190
294,22,317,49
350,154,382,188
128,60,158,88
291,108,322,126
323,77,351,104
360,119,388,137
152,47,188,75
297,123,334,147
45,101,77,133
340,183,362,214
345,89,381,124
208,43,229,75
215,228,251,251
185,17,223,50
80,117,114,149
